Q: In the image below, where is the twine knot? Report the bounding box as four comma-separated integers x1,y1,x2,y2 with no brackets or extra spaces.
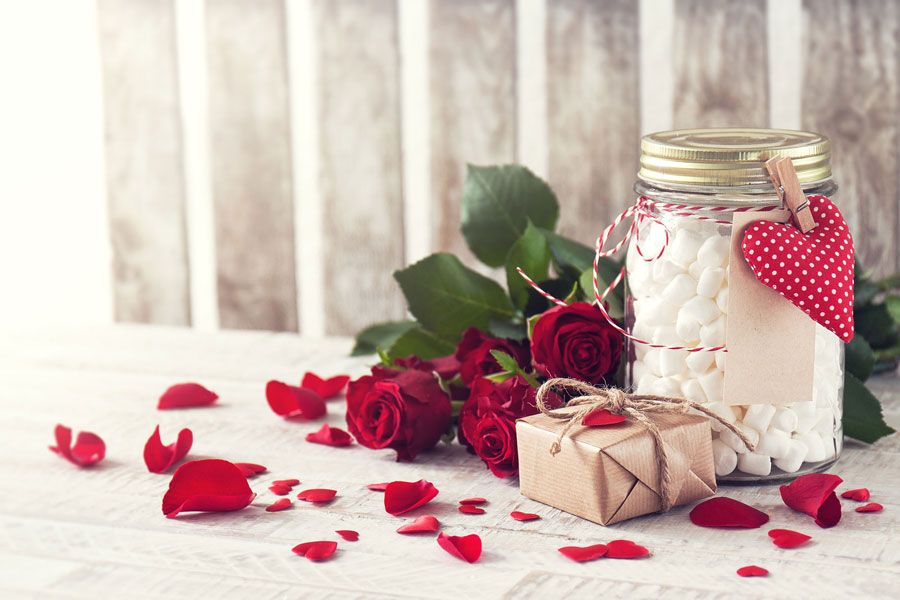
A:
534,378,755,512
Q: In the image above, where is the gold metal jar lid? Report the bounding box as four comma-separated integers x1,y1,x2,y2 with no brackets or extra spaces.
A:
639,128,831,188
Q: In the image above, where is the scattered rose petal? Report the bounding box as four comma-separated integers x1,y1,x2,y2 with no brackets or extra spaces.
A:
162,459,255,518
458,505,485,515
297,488,337,503
265,380,326,420
510,511,541,522
581,408,627,427
459,497,487,505
841,488,870,502
143,425,192,473
235,463,267,478
689,497,770,528
158,383,218,410
780,473,843,528
397,515,440,534
367,482,390,492
737,565,768,577
558,544,608,563
266,498,292,512
606,539,649,559
269,484,292,496
301,372,350,399
49,424,105,467
437,532,481,563
305,424,354,447
273,478,300,487
384,480,439,516
855,502,883,513
768,529,811,549
292,541,337,562
336,530,359,541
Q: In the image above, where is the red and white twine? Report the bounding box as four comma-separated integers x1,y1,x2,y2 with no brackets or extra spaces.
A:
519,197,782,353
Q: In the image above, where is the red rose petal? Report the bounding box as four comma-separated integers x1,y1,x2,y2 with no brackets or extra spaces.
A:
265,380,326,420
162,459,255,518
384,479,439,516
510,511,541,522
235,462,267,478
273,478,300,487
49,424,105,467
292,540,337,562
266,498,292,512
269,484,292,496
780,473,843,528
297,488,337,503
581,408,627,427
768,529,811,549
158,383,218,410
558,544,608,563
459,497,487,505
437,532,481,563
689,497,770,529
305,424,354,447
143,425,192,473
301,372,350,399
855,502,883,513
367,482,390,491
841,488,871,502
606,539,650,559
458,505,485,515
737,565,769,577
397,515,440,534
335,530,359,541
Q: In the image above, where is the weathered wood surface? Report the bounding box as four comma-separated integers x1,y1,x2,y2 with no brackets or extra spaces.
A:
206,0,298,331
0,325,897,598
802,0,900,277
97,0,190,325
547,0,640,243
315,0,406,335
673,0,769,128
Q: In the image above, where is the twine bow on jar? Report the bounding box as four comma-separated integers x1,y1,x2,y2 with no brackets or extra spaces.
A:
534,378,756,512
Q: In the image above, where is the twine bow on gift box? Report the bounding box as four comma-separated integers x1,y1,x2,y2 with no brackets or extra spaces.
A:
535,378,756,511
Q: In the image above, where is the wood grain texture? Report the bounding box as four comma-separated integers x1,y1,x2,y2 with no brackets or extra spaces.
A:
0,324,898,599
802,0,900,276
97,0,190,325
673,0,769,127
315,0,405,335
547,0,640,242
429,0,516,261
206,0,298,331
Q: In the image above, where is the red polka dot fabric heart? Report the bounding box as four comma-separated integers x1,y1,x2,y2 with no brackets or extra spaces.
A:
741,195,854,342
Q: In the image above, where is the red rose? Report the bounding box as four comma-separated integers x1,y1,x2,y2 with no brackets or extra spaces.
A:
531,302,622,384
454,327,530,386
346,369,451,461
457,376,541,478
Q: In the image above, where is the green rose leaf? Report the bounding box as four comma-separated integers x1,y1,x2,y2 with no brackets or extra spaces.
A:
540,229,594,276
352,320,418,356
386,325,456,361
394,253,515,339
461,164,559,267
844,335,875,382
579,267,624,319
488,318,527,341
842,372,896,443
855,303,899,349
505,221,552,309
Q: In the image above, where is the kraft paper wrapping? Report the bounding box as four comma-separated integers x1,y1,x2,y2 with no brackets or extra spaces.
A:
516,409,716,526
724,210,815,407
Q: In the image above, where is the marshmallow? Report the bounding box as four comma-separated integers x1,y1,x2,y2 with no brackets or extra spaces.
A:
675,307,701,342
696,267,726,298
662,274,697,306
651,376,682,397
636,373,659,394
773,439,808,473
714,350,726,372
743,404,776,432
651,326,681,346
719,423,759,454
642,348,662,376
755,429,790,459
668,229,704,267
716,287,729,313
681,296,720,325
705,401,736,432
688,261,704,280
737,452,772,477
699,317,726,347
814,409,835,437
680,378,707,403
696,235,730,269
793,402,818,435
771,407,798,432
712,439,738,476
795,431,829,463
686,350,715,373
638,298,679,327
659,349,689,377
698,369,724,403
653,259,684,284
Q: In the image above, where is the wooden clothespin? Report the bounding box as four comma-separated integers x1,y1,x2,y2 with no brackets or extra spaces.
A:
765,156,817,233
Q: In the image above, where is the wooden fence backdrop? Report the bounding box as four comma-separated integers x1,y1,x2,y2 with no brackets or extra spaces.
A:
95,0,900,336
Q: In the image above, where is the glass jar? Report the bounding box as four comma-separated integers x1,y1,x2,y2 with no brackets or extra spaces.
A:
625,128,844,482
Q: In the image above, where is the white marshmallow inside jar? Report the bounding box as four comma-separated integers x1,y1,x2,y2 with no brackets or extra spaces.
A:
626,128,844,483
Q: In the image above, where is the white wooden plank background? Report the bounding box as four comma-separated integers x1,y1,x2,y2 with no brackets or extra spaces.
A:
0,325,897,598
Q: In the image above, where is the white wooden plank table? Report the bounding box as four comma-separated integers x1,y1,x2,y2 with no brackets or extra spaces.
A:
0,325,897,599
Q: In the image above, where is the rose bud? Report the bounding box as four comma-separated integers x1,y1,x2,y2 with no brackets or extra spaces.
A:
530,302,623,385
345,369,451,461
454,327,530,386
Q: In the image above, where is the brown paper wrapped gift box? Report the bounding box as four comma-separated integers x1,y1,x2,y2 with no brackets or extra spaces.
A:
516,409,717,525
